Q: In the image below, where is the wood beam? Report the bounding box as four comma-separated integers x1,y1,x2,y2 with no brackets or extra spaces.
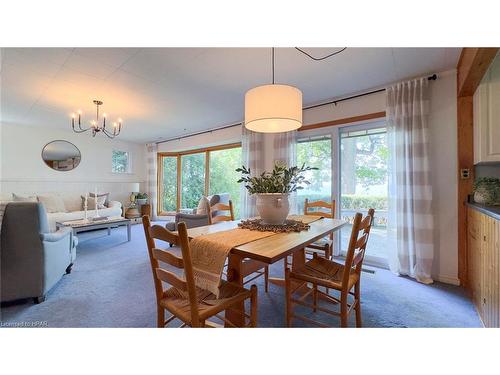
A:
456,47,498,287
457,95,474,287
457,48,498,97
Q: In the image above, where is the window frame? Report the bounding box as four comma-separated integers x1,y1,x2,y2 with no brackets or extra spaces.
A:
157,142,241,216
111,149,131,174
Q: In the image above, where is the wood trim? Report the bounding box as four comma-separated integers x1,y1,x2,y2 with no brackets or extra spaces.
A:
156,152,164,216
298,111,386,132
176,155,181,212
457,95,474,287
457,48,498,98
457,48,498,287
204,150,210,196
157,142,241,157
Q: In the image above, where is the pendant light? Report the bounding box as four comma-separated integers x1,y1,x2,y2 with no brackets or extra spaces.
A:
244,48,302,133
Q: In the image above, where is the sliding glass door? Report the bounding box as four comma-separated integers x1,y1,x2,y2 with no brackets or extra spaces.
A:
339,123,389,266
296,137,332,213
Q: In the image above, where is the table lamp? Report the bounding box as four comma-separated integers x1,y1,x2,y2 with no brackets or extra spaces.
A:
130,183,140,206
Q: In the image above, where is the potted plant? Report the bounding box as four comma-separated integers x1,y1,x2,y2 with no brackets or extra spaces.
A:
237,162,317,224
135,192,149,205
473,177,500,206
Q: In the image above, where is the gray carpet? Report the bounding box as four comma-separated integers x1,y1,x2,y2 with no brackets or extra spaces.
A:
0,223,482,328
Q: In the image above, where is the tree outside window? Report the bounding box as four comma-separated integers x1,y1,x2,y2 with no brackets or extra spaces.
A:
112,150,130,173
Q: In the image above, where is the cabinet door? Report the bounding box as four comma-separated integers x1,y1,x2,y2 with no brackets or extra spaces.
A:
474,53,500,163
487,57,500,160
480,213,499,327
468,208,482,310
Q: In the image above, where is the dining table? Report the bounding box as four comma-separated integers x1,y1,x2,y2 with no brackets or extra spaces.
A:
186,217,347,327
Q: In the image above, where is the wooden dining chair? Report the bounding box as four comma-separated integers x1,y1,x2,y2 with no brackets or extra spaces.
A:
142,215,258,328
208,200,234,224
285,208,375,328
210,201,271,292
304,198,336,259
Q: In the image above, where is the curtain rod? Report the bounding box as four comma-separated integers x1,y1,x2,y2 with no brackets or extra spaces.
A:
156,73,437,144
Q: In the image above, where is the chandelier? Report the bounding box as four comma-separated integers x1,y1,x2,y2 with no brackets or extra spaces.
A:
71,100,122,138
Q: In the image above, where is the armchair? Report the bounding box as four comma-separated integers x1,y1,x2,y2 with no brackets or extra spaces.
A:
1,202,77,304
165,193,230,232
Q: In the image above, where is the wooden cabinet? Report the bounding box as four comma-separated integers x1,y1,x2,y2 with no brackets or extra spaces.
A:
467,206,500,327
473,52,500,164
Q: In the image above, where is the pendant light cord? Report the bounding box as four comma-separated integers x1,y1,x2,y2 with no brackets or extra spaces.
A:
272,47,275,84
295,47,347,61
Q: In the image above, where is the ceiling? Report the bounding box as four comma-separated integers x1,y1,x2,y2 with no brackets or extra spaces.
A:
0,48,461,143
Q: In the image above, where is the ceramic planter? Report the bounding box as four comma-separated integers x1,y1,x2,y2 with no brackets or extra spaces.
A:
256,193,290,224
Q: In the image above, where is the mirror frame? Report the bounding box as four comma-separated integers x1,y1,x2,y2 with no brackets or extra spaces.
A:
41,139,82,172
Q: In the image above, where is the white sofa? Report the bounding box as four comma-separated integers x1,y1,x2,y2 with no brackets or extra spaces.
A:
0,193,123,232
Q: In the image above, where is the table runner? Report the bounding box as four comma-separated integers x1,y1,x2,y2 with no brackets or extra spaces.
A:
190,215,322,297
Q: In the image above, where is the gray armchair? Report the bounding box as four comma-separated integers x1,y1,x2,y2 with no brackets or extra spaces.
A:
1,202,77,304
165,193,230,232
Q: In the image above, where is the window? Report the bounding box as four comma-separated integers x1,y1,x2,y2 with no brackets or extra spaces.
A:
158,143,241,217
209,147,242,218
180,152,206,209
296,137,332,213
112,150,130,173
160,156,177,212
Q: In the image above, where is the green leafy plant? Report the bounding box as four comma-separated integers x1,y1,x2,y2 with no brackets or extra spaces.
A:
236,163,317,195
136,192,148,200
473,177,500,205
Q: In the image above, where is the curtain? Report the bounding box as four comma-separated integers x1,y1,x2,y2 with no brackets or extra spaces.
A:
240,127,264,219
273,131,298,214
146,143,158,221
386,78,434,284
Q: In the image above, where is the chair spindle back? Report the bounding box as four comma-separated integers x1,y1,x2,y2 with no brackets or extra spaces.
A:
304,198,336,219
142,216,201,326
342,208,375,288
208,200,234,224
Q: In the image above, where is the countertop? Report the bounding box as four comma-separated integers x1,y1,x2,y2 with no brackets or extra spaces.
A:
467,201,500,221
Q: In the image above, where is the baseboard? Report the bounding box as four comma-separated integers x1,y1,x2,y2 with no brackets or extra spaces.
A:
435,274,461,286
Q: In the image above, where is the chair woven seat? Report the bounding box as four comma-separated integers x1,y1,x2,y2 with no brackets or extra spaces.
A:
291,257,359,290
285,209,375,327
143,217,258,328
161,280,252,323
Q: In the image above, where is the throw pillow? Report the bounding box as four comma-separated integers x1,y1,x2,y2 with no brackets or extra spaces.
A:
12,193,37,202
82,192,110,209
85,195,107,210
37,194,67,213
196,196,210,215
89,192,110,207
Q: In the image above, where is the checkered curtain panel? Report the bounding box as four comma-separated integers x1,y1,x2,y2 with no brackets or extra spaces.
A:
240,127,264,219
273,130,298,214
386,78,434,284
146,143,158,221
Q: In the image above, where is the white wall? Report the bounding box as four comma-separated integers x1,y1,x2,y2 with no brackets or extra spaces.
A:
0,123,147,207
428,70,459,285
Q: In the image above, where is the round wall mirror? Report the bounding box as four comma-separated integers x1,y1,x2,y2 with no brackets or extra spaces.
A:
42,140,81,171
